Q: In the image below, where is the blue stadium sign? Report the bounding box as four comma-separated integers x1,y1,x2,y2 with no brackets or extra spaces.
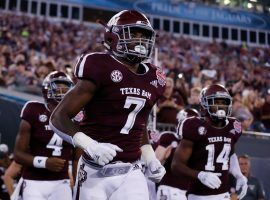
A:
67,0,270,30
134,1,270,29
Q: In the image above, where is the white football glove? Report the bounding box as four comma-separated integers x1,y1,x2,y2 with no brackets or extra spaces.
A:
72,132,123,166
86,142,123,166
236,175,248,200
198,171,222,189
145,159,166,183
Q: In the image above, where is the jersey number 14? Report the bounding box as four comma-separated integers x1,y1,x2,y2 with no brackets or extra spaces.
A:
205,144,231,171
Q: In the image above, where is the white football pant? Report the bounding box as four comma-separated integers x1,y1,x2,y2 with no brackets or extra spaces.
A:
157,185,187,200
22,179,72,200
147,178,157,200
73,157,149,200
188,192,230,200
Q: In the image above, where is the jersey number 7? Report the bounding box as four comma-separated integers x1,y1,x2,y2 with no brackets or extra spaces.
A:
120,96,146,134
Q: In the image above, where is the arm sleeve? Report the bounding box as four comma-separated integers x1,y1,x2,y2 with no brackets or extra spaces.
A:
231,120,243,154
74,53,104,88
180,118,199,142
229,153,243,178
20,102,34,123
233,120,242,143
159,134,172,148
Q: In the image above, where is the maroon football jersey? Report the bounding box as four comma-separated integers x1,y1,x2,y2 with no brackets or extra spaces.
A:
159,132,191,190
74,53,165,163
179,116,242,195
20,101,73,180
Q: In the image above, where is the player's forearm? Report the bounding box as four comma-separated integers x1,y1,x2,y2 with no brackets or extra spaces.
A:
14,150,35,167
49,109,81,146
3,175,14,195
141,128,151,146
155,146,167,164
50,109,80,136
171,161,199,179
230,153,244,178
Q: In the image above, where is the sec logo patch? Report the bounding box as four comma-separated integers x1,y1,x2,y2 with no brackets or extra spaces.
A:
198,126,207,135
111,70,123,83
39,114,47,122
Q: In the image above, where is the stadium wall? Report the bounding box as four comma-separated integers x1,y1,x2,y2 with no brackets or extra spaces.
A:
0,88,42,150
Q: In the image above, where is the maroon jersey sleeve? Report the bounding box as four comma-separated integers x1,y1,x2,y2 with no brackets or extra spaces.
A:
151,64,166,99
232,119,242,142
74,53,105,87
230,118,242,154
159,133,174,148
180,117,201,142
20,101,36,123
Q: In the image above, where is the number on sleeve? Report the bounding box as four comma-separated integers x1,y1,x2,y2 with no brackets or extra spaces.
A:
120,96,146,134
205,144,231,171
46,133,63,156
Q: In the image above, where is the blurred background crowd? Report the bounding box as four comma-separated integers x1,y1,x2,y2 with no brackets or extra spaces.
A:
1,13,270,133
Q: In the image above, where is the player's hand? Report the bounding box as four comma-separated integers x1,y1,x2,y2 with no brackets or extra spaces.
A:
86,142,123,166
145,159,166,183
46,157,66,172
236,175,248,199
198,171,222,189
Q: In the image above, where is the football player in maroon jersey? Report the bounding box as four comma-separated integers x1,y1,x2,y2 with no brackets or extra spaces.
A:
49,10,166,200
14,71,75,200
155,108,199,200
172,84,248,200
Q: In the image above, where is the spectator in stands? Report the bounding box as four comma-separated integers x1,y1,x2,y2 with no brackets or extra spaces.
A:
232,92,254,131
174,74,189,105
260,89,270,132
186,86,201,111
231,155,265,200
1,13,270,132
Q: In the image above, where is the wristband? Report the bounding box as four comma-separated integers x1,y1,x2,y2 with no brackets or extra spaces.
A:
33,156,48,168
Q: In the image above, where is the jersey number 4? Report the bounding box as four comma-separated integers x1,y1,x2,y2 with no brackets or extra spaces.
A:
205,144,231,171
120,96,146,134
46,133,63,156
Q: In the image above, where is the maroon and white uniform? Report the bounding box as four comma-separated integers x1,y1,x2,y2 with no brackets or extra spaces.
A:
73,52,165,200
74,53,165,163
156,132,190,200
179,116,242,196
20,101,73,180
159,132,190,190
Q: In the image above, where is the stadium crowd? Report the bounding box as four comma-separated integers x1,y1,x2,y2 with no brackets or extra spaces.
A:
0,10,268,200
0,13,270,133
